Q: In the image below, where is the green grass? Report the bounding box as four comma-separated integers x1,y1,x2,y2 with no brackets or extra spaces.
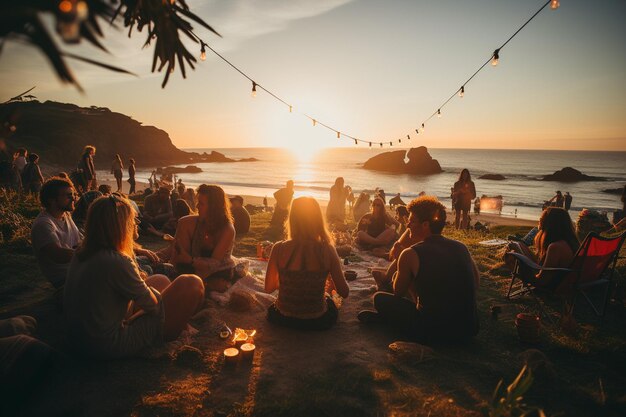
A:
1,194,625,416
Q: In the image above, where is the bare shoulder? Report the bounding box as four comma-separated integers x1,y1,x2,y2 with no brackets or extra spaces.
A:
177,215,199,229
548,240,572,255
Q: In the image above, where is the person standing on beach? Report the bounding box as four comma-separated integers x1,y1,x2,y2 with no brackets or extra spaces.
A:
326,177,348,224
79,145,97,191
271,180,294,227
111,154,124,192
548,191,564,208
452,169,476,229
564,192,573,211
128,158,136,195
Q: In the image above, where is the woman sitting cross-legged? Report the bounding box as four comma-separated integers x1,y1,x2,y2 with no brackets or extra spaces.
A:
505,206,579,290
170,184,236,292
355,197,400,248
63,195,205,359
264,197,349,330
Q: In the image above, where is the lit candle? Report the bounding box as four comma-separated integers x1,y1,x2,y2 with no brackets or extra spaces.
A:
240,343,256,360
224,347,239,364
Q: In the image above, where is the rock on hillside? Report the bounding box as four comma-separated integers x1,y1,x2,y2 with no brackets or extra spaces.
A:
0,101,255,168
363,146,442,175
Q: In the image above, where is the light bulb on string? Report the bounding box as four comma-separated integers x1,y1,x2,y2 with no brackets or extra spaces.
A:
459,86,464,98
415,129,419,135
389,142,393,147
251,81,257,98
491,49,500,66
379,143,383,148
407,135,410,140
312,119,316,127
200,44,206,61
369,142,372,148
399,138,402,143
550,0,559,10
437,109,441,118
354,139,358,145
289,105,292,113
337,132,341,139
422,123,425,131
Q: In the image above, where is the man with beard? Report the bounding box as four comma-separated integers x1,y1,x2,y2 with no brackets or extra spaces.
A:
31,177,82,289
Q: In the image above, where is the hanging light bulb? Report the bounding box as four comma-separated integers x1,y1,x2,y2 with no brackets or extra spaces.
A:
251,81,257,98
459,86,465,98
337,131,341,139
312,119,316,127
415,129,419,135
550,0,559,10
354,139,358,145
407,134,410,140
399,138,402,143
369,142,372,148
200,45,206,61
491,49,500,66
289,105,293,113
437,109,441,118
379,143,383,148
422,123,425,131
389,142,393,147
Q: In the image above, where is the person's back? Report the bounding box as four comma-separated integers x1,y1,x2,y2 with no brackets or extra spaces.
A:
144,192,168,217
411,235,478,341
274,241,331,319
231,205,251,235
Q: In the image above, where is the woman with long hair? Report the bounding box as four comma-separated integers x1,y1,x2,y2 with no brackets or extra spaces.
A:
352,192,371,222
355,197,399,248
111,154,124,192
506,207,579,288
63,195,204,358
326,177,348,224
171,184,236,292
452,169,476,229
264,197,349,330
79,145,97,191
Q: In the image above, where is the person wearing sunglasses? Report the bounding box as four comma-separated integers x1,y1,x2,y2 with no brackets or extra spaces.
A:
359,196,480,344
31,177,82,289
355,197,400,248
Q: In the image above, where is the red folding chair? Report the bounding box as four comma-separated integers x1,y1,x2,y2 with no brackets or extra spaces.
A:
506,231,626,320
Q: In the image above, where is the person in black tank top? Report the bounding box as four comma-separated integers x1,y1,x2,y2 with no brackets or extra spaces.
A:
358,196,480,343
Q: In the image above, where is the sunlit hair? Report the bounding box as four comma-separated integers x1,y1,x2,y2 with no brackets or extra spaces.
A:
355,192,369,207
534,207,579,262
83,145,96,155
371,197,386,220
407,196,447,234
458,168,472,183
287,196,333,245
115,154,123,167
334,177,344,187
76,195,136,261
395,205,409,218
40,177,74,209
197,184,233,233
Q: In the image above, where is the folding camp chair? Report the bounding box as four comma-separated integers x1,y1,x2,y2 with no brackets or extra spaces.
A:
506,231,626,320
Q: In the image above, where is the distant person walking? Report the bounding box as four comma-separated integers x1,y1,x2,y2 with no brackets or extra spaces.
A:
326,177,348,224
79,145,97,191
452,169,476,229
128,158,136,195
21,153,45,194
271,180,294,227
111,154,124,192
564,192,573,211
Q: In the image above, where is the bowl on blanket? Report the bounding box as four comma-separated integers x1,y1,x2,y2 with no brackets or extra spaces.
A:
344,270,358,281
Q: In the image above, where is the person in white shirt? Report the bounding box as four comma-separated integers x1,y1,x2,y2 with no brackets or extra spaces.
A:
31,177,82,288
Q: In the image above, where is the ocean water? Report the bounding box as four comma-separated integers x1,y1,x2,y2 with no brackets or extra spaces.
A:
131,148,625,221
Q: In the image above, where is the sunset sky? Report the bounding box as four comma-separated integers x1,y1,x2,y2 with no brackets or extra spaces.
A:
1,0,625,152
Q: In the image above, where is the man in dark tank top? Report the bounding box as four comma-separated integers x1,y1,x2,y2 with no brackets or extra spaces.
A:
358,196,480,343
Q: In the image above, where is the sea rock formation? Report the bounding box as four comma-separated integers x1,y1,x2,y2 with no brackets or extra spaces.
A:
479,174,506,181
602,187,624,195
157,165,202,175
363,146,442,175
541,167,603,182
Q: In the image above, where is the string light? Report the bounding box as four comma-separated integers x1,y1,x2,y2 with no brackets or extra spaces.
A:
190,0,558,148
407,134,410,140
491,49,500,66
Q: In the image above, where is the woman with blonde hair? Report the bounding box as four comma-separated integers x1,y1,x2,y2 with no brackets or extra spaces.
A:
264,196,349,330
171,184,236,292
64,195,204,358
111,154,124,192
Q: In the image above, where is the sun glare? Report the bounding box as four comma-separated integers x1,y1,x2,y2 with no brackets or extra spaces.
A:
284,140,326,163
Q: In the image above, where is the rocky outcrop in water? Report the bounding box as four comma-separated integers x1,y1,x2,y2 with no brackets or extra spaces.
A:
541,167,603,182
479,174,506,181
363,146,442,175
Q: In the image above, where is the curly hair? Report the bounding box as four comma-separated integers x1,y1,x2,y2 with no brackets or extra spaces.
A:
407,196,447,234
